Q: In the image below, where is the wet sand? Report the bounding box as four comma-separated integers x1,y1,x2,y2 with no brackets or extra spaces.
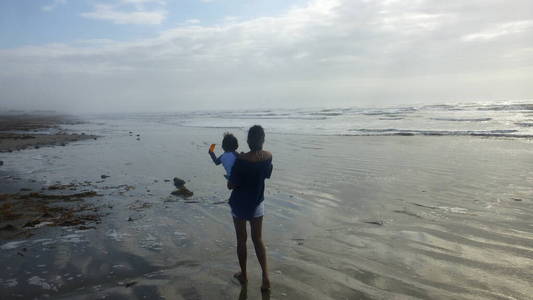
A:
0,114,96,153
0,119,532,299
0,177,106,240
0,114,102,242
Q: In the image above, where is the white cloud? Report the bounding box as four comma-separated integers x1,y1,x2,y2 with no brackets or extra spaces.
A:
81,1,167,25
121,0,165,4
42,0,67,12
462,20,533,41
120,0,166,11
3,0,533,112
185,19,201,24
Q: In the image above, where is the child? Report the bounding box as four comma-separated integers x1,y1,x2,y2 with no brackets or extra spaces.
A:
208,133,238,179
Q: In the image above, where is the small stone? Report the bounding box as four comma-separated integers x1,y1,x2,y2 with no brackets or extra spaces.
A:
173,177,186,188
23,220,41,228
0,224,16,231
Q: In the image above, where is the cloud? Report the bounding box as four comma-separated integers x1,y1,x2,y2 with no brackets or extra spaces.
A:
81,1,167,25
462,20,533,41
120,0,166,10
42,0,67,12
121,0,165,4
2,0,533,112
185,19,201,24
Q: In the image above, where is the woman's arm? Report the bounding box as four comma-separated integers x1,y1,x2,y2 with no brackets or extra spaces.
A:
266,158,273,179
266,161,273,179
228,159,242,189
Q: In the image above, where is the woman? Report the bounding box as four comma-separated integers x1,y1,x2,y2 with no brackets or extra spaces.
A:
228,125,273,291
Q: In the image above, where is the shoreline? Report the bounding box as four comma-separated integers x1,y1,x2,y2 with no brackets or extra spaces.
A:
0,114,97,153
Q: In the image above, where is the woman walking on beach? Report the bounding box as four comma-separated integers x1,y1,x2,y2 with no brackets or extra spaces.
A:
228,125,273,291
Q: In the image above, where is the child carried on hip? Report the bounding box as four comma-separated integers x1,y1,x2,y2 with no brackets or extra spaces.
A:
208,132,239,179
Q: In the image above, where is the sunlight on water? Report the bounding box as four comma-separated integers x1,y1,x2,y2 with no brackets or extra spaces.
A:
90,100,533,138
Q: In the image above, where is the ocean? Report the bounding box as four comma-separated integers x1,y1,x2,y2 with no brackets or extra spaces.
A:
110,100,533,138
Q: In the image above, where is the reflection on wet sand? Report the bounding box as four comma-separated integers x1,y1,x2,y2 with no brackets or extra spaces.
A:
1,120,532,299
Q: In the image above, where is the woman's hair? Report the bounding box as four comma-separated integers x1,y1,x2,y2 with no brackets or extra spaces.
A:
222,133,238,152
247,125,265,151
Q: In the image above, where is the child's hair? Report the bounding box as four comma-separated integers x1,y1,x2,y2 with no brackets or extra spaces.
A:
222,132,238,152
247,125,265,151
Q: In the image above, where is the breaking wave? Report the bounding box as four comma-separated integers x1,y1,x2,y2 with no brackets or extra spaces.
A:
431,117,492,122
347,129,533,138
144,100,533,139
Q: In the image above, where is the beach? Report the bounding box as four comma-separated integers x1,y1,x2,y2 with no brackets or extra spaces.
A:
0,114,97,153
0,109,532,299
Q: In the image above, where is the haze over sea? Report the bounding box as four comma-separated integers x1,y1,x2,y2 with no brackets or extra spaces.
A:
1,99,532,299
105,100,533,138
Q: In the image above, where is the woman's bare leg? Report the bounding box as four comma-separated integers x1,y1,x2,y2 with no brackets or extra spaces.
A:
250,216,270,290
233,217,248,285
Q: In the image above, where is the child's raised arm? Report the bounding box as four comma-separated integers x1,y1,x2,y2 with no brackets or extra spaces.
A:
208,150,222,165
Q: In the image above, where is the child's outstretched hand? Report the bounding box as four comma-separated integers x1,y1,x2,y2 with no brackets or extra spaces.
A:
208,144,221,165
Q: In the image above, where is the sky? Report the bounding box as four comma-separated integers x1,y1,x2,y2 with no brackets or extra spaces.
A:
0,0,532,113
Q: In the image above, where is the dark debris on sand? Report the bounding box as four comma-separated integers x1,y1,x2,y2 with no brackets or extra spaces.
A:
171,187,194,198
363,220,384,226
0,184,103,240
170,177,194,199
0,114,97,153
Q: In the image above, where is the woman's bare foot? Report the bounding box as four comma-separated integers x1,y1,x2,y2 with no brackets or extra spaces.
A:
260,277,271,291
233,272,248,285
